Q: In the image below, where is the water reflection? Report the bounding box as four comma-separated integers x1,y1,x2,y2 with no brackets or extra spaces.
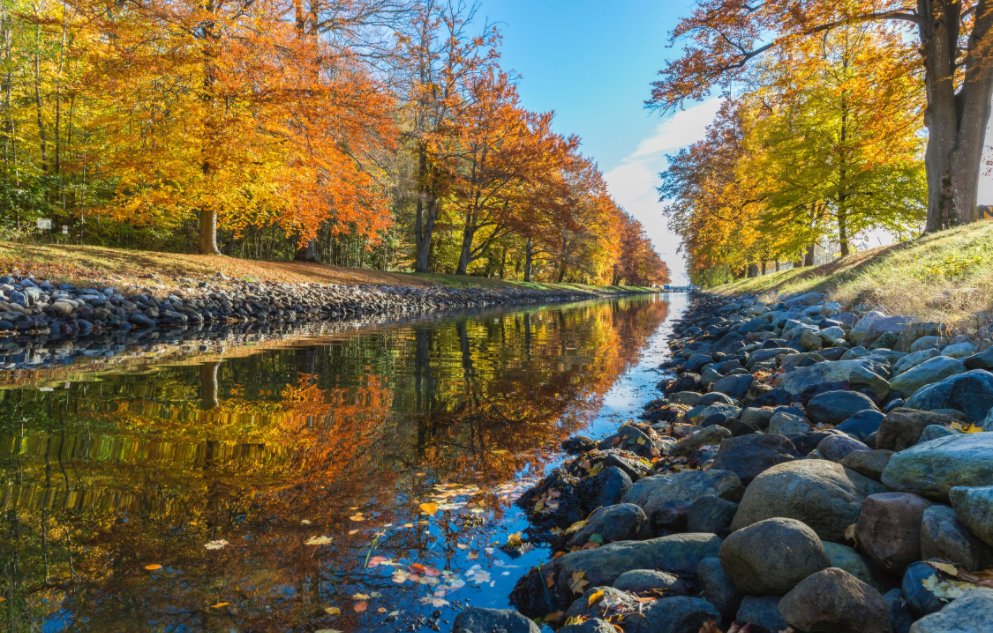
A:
0,296,672,632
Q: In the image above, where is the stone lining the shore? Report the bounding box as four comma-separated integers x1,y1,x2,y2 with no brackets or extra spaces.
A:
455,291,993,633
0,274,627,343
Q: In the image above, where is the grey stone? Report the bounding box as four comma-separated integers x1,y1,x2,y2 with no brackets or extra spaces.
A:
921,504,993,571
807,390,878,425
909,588,993,633
856,492,932,573
904,369,993,421
941,341,978,359
891,356,968,398
779,567,892,633
918,424,959,443
882,432,993,499
769,410,812,435
732,459,887,541
712,374,754,400
964,346,993,371
893,348,941,376
841,449,893,481
623,596,721,633
876,408,963,452
564,586,640,622
612,569,688,595
686,494,738,535
736,596,787,632
696,556,740,618
568,503,648,547
823,542,881,590
671,425,732,457
719,517,830,595
776,359,887,397
558,618,615,633
949,486,993,547
554,533,723,599
623,470,742,526
837,409,886,442
712,433,799,481
452,608,540,633
818,434,871,462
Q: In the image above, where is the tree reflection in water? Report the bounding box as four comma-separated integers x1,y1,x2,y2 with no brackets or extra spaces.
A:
0,296,670,632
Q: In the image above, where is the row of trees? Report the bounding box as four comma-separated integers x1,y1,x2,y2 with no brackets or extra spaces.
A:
0,0,670,286
655,0,993,286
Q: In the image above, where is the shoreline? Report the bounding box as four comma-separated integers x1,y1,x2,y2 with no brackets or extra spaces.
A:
0,272,657,346
453,291,993,633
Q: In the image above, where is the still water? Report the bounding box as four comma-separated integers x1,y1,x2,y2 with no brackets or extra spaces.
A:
1,294,682,633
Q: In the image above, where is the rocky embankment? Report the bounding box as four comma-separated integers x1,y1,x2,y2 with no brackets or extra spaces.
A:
454,291,993,633
0,274,618,344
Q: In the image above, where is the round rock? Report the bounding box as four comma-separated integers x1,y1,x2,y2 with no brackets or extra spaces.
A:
779,567,892,633
719,517,830,595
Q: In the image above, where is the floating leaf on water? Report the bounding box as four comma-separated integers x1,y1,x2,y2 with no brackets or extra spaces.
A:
324,607,341,615
209,602,230,609
349,514,366,522
418,596,449,607
305,535,333,546
314,629,343,633
353,601,368,613
418,502,439,516
506,532,523,548
204,539,229,551
143,564,162,571
351,593,371,600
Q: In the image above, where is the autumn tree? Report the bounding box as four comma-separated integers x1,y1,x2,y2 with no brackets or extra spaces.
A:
651,0,993,233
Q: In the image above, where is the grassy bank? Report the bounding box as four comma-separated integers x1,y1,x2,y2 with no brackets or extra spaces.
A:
0,242,655,296
714,223,993,332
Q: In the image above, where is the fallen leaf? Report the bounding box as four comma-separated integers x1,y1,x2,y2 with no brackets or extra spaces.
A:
306,535,334,546
209,602,230,609
143,564,162,571
353,601,368,613
588,589,605,606
204,539,229,551
324,607,341,615
419,502,439,516
569,570,589,594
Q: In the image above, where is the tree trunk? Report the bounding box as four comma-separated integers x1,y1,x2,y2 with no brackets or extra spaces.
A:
295,238,319,262
199,208,220,255
918,0,993,231
414,144,436,273
838,206,850,257
455,222,473,275
803,243,815,267
523,237,534,282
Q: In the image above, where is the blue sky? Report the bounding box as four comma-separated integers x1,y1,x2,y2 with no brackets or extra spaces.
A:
479,0,993,284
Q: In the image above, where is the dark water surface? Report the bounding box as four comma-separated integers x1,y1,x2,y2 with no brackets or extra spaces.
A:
1,294,683,633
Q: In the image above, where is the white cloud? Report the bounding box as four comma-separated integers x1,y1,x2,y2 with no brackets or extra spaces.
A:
605,99,721,285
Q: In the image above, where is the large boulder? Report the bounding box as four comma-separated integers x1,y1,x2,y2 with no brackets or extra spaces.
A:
711,433,799,481
671,425,731,457
890,356,967,398
719,517,830,595
686,494,738,535
712,374,754,400
736,596,788,632
779,567,892,633
881,432,993,499
807,390,878,425
876,408,963,452
851,311,913,345
553,533,722,603
696,556,740,618
776,359,889,398
732,459,887,541
855,492,932,573
622,470,742,526
567,503,648,547
920,504,993,571
903,369,993,421
841,449,893,481
452,608,540,633
909,588,993,633
817,434,871,463
949,486,993,547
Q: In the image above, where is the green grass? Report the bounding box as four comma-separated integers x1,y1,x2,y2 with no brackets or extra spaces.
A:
714,222,993,333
